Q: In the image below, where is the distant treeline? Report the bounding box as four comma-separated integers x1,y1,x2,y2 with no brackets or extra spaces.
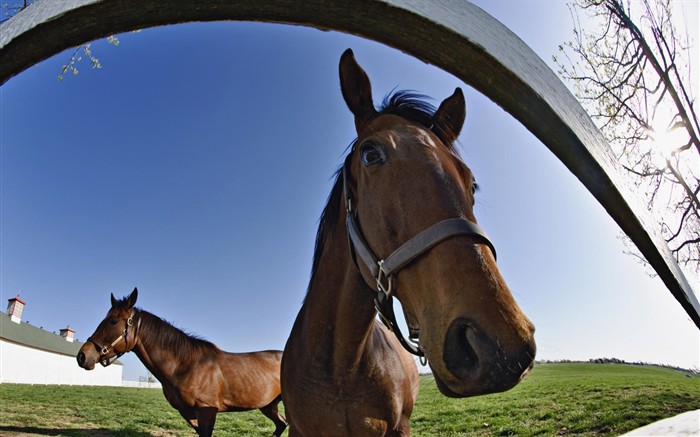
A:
535,358,699,375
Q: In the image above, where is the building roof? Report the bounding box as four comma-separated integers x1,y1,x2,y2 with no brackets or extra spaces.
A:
7,295,25,305
0,311,122,365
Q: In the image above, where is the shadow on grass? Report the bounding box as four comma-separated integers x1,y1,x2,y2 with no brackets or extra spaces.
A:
0,425,153,436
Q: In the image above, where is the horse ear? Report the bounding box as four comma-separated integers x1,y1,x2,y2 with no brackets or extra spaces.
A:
110,293,117,307
433,88,466,145
127,288,138,308
339,49,376,133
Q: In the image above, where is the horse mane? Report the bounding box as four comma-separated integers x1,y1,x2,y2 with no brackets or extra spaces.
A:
306,90,461,294
136,310,220,356
108,295,220,356
307,164,346,293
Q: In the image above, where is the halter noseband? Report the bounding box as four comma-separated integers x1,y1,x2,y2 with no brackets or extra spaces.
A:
342,161,497,362
87,310,140,367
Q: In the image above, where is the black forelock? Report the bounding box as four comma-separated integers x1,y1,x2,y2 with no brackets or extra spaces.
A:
378,90,436,126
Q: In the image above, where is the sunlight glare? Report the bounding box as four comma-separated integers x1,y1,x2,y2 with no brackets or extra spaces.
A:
647,110,690,169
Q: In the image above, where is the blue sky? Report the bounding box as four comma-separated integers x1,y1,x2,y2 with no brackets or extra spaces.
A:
1,1,698,381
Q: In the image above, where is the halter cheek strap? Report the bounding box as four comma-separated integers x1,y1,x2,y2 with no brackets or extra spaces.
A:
343,164,497,361
347,215,497,281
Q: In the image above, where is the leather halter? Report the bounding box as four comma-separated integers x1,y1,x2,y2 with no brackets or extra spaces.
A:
87,310,140,367
342,160,497,361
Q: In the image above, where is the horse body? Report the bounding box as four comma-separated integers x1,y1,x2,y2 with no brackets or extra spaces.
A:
130,313,284,424
282,49,536,436
77,288,287,437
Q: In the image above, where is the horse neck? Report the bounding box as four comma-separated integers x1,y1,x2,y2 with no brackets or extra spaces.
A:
302,212,379,376
130,311,192,384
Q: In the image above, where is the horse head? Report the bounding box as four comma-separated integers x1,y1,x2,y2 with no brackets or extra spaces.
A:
77,287,139,370
339,49,536,397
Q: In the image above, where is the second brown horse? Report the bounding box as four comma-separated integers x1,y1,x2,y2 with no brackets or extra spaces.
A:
77,288,286,437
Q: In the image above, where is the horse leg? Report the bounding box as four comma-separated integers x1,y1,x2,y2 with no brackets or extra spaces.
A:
195,407,218,437
177,408,199,434
259,395,287,437
395,414,412,437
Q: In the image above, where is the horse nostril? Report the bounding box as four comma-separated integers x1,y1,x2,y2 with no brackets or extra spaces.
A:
442,317,537,391
443,318,480,379
77,352,85,366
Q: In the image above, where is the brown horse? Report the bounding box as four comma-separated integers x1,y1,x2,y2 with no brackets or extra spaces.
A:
77,288,287,437
281,49,537,436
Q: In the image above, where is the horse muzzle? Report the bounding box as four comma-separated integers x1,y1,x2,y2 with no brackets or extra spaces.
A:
77,342,103,371
77,350,96,370
430,317,536,397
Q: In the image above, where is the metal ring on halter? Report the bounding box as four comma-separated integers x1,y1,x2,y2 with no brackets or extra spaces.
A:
419,353,427,366
375,261,393,297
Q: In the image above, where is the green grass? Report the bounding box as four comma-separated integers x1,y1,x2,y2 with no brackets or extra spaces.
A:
413,364,700,436
0,364,698,436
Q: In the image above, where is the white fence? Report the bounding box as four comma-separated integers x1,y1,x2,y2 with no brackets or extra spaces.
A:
122,380,162,389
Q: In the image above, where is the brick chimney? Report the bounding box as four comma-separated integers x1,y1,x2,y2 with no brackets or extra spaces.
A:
6,295,26,324
59,326,75,342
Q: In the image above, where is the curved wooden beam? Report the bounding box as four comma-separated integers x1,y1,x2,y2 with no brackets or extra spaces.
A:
2,0,698,327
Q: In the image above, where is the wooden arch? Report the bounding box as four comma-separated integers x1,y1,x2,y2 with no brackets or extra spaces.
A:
1,0,698,327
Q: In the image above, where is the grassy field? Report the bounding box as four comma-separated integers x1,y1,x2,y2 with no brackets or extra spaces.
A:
0,363,698,436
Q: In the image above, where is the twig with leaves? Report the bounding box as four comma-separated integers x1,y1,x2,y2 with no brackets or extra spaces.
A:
2,1,121,80
58,37,120,81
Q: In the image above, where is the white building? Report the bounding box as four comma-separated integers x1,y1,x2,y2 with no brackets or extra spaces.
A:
0,295,123,386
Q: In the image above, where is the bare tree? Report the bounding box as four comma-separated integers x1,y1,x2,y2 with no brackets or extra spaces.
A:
555,0,699,276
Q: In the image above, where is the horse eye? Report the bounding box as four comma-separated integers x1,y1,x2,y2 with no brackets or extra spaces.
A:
360,143,385,166
109,318,119,326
